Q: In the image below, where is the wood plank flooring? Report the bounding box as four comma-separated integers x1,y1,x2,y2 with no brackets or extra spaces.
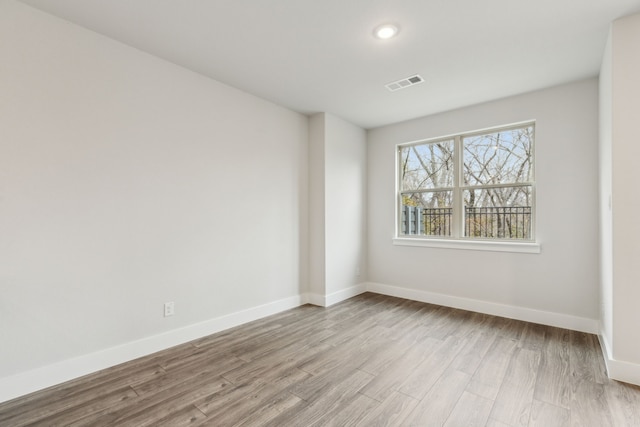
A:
1,293,639,426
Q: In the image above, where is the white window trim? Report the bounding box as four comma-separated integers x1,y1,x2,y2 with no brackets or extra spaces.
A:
396,121,537,252
393,237,541,253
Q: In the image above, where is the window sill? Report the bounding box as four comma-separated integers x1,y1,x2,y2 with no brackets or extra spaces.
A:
393,237,541,253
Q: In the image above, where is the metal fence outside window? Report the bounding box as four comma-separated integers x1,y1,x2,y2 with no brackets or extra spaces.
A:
402,206,531,239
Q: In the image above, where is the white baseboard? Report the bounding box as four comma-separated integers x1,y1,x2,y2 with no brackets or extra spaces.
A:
0,294,304,404
304,284,367,307
303,292,326,307
606,359,640,387
365,282,599,334
598,331,640,386
0,283,610,404
325,284,367,306
599,330,614,374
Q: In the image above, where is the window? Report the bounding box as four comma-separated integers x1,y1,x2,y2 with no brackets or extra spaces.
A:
398,122,535,244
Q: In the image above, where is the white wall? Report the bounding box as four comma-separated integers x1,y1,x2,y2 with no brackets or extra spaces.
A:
367,79,600,329
0,0,308,400
324,114,367,296
599,29,614,361
600,12,640,385
308,115,326,298
308,113,367,304
611,12,640,366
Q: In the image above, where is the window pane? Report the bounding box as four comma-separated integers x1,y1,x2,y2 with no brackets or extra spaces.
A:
463,186,532,239
401,191,452,236
463,126,533,186
400,140,454,191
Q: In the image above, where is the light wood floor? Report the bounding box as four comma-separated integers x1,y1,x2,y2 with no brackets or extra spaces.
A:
2,293,639,427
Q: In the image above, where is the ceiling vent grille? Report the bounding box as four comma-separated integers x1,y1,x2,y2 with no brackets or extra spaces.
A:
385,74,424,92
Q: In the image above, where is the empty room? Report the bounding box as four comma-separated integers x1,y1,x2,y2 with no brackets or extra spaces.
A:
1,0,640,425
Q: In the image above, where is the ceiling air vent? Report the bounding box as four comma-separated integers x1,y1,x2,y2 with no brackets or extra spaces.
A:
385,74,424,92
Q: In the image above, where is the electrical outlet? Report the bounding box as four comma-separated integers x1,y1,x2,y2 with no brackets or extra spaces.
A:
164,301,175,317
355,267,361,277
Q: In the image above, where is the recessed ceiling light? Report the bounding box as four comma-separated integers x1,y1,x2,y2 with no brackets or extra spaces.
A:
374,24,399,40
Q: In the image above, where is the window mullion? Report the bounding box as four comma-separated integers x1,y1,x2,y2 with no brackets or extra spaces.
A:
452,136,462,238
461,182,534,191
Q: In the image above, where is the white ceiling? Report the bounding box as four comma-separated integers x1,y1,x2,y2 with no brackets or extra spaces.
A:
18,0,640,129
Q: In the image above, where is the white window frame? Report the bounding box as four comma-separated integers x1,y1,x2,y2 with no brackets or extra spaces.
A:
394,121,540,254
